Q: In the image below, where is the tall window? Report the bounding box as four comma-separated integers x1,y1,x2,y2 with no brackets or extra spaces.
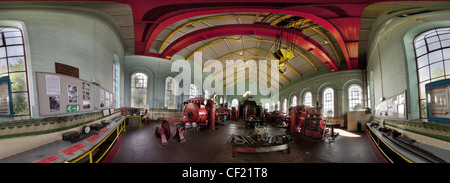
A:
231,99,238,108
164,77,177,109
291,96,297,106
322,88,334,117
277,101,280,111
0,27,29,116
265,103,270,111
414,27,450,118
348,84,362,111
112,61,117,107
282,98,287,114
204,90,209,99
130,72,147,108
303,92,312,106
189,84,198,98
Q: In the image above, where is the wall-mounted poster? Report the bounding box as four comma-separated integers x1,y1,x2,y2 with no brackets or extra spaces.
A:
375,90,407,119
82,82,90,100
46,75,60,95
0,76,13,117
49,96,60,112
426,78,450,123
67,85,78,103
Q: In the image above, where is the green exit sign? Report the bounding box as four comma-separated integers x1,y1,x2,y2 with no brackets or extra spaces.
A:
66,104,80,113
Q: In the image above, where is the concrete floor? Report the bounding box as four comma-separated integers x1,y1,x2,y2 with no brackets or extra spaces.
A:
110,120,381,163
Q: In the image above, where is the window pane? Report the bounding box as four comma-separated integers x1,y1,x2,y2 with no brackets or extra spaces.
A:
10,72,27,92
0,47,5,58
417,55,428,68
6,45,24,57
414,40,425,48
416,46,427,56
0,58,7,74
12,92,29,115
430,62,444,79
3,31,21,38
420,99,427,118
428,42,441,51
8,57,25,72
426,36,439,43
443,48,450,59
418,66,430,82
419,81,429,99
5,37,23,45
445,60,450,76
429,50,443,63
441,39,450,48
439,33,450,40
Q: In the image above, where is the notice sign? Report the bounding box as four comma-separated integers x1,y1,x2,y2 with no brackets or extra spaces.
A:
66,104,80,113
426,78,450,123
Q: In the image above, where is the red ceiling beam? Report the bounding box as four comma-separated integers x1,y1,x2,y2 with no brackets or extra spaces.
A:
138,5,363,70
160,24,339,71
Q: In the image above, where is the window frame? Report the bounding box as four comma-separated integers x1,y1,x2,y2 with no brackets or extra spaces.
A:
130,72,148,108
322,87,334,117
413,27,450,118
0,26,30,116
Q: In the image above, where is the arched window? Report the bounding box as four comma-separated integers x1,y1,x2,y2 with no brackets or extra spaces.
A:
0,27,30,116
277,101,280,111
164,77,177,109
231,99,239,108
348,84,363,111
414,27,450,118
303,92,312,106
131,72,147,108
291,95,297,106
322,88,334,117
282,98,287,114
265,103,270,111
189,84,198,98
204,90,209,99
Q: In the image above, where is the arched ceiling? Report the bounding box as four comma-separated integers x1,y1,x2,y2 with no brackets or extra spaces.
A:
136,2,366,88
4,0,450,88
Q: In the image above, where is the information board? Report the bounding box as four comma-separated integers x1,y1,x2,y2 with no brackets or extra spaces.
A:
426,78,450,123
375,90,407,119
36,72,96,116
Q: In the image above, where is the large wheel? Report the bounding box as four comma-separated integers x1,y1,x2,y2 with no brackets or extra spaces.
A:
160,120,178,139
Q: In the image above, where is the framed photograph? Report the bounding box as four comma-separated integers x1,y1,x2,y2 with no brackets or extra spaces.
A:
49,96,60,112
67,85,78,103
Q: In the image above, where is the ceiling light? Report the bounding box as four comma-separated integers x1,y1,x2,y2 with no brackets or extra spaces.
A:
323,40,329,45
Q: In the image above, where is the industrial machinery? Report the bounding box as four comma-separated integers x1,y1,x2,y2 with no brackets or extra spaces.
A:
230,107,239,120
268,110,285,127
289,105,333,140
154,97,216,145
239,100,263,128
216,106,231,122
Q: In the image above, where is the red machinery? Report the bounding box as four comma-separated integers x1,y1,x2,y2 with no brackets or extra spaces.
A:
231,107,239,120
155,97,215,145
269,110,284,124
217,106,231,121
289,105,325,139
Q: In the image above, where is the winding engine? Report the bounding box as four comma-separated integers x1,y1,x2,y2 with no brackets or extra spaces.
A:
289,105,324,139
155,97,216,145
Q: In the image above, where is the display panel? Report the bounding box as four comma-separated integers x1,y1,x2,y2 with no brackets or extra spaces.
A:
426,78,450,123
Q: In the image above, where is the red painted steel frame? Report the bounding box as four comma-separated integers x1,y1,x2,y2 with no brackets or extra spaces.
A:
160,24,339,71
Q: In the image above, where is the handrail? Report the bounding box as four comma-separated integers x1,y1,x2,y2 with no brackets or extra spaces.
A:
69,116,131,163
